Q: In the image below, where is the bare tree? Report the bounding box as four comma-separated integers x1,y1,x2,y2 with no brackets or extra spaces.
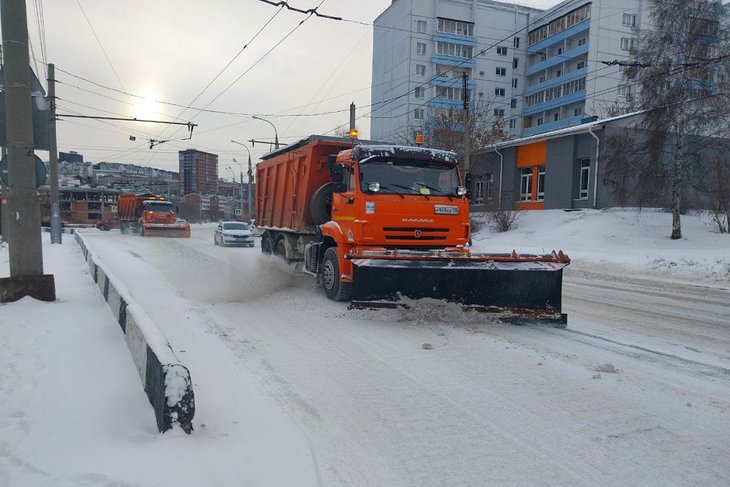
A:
626,0,729,239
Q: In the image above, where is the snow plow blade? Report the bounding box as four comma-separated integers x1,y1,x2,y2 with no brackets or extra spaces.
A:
141,223,191,238
348,249,569,326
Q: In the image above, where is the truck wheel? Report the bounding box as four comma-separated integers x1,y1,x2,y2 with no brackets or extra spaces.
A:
275,239,286,259
98,224,108,231
261,236,274,254
321,247,352,301
310,183,334,225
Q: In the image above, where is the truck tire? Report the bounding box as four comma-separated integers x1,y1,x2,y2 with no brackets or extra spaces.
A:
310,183,334,225
321,247,352,301
261,235,274,254
275,239,287,260
98,224,108,231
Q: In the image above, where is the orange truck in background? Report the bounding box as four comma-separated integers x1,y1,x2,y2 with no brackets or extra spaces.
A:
256,135,570,325
117,193,190,238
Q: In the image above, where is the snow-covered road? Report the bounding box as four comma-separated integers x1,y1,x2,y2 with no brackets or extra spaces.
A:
78,225,730,486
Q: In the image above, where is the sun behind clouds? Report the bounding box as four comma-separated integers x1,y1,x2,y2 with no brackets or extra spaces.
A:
132,93,158,120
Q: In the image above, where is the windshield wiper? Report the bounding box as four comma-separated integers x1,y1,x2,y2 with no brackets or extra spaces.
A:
416,183,453,201
376,183,405,198
391,183,429,200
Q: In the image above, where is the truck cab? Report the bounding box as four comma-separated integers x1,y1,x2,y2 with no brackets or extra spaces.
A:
326,145,470,250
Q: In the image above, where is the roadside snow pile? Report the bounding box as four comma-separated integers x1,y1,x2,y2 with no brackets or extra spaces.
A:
471,208,730,284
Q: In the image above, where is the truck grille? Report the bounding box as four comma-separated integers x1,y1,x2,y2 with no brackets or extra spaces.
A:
382,227,449,241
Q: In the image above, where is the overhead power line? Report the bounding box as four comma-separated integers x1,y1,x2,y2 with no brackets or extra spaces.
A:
257,0,342,20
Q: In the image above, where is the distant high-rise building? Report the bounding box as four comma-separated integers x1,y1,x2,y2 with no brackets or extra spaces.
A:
59,151,84,163
178,149,218,195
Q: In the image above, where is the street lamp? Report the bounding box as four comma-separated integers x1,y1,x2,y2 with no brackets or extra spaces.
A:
231,140,253,222
225,167,240,220
252,115,280,149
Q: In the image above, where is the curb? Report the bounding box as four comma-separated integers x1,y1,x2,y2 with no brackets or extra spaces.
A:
75,232,195,433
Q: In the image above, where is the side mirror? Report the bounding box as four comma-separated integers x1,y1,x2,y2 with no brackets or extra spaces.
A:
464,173,473,199
329,161,347,193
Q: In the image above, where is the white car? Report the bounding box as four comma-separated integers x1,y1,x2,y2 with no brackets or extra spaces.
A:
214,221,255,247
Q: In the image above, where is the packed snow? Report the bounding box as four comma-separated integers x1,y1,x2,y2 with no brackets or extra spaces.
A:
1,208,729,486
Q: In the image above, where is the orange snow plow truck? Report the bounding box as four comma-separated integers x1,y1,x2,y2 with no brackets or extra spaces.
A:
117,193,190,238
256,136,570,326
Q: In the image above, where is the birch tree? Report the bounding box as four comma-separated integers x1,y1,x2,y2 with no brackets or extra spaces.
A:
626,0,729,239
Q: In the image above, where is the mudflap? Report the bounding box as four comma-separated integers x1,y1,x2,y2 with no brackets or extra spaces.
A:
350,258,567,327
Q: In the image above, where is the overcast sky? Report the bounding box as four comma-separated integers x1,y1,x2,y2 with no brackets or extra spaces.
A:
17,0,559,174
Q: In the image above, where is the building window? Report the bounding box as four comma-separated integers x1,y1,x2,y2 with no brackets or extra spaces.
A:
494,109,505,117
537,165,546,201
520,167,533,201
537,117,544,126
511,98,517,108
486,173,494,200
576,61,585,70
436,86,468,100
495,87,506,96
577,38,586,46
414,108,424,120
417,20,427,33
496,67,507,76
436,41,473,58
509,119,516,129
553,113,560,121
416,64,426,76
623,13,636,27
574,106,583,116
417,42,427,55
512,78,518,88
620,37,637,51
497,46,508,56
513,58,519,69
415,86,425,98
479,70,485,77
437,18,474,37
618,84,632,97
579,158,590,199
513,37,520,48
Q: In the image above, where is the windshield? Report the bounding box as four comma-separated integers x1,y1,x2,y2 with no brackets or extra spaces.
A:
223,222,249,230
359,158,460,196
144,202,174,213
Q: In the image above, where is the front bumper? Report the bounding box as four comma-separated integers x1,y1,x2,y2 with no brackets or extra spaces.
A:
222,236,254,245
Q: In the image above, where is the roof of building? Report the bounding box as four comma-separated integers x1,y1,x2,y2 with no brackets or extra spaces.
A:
487,110,645,152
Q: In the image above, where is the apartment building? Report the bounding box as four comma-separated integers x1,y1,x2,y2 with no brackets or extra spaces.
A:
371,0,650,140
522,0,647,136
371,0,540,141
178,149,219,196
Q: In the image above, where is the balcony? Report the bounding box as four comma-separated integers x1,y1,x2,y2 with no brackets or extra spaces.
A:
526,19,590,54
526,44,588,76
429,98,464,110
523,90,586,116
523,114,586,136
432,32,477,47
525,67,587,96
432,54,476,68
431,76,476,89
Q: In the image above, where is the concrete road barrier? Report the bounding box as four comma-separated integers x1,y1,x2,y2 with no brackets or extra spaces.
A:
75,232,195,433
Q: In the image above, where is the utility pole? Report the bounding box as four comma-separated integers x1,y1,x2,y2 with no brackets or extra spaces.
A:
48,63,61,243
462,72,471,175
0,0,55,302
